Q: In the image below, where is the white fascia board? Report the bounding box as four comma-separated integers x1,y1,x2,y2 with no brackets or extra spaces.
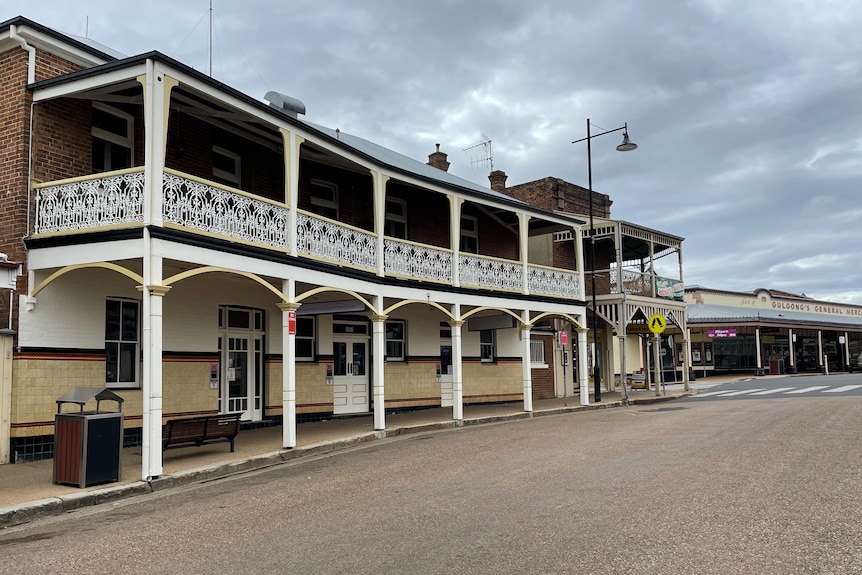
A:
378,283,585,313
15,26,113,68
28,240,143,270
150,239,584,313
32,64,147,102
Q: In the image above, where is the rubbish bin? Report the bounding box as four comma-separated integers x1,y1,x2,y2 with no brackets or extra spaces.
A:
53,387,124,488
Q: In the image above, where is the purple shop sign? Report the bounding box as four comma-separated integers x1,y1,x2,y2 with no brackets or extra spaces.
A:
707,329,737,338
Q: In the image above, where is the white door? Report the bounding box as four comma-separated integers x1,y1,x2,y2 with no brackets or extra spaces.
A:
440,344,453,407
332,337,369,414
220,335,263,421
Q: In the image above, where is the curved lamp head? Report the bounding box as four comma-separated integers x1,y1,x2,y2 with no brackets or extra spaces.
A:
616,132,637,152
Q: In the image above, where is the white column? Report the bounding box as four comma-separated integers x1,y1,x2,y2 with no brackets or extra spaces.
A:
278,283,298,448
371,298,387,430
519,214,530,295
684,328,693,391
577,327,589,405
521,310,532,412
373,173,388,278
142,245,167,480
788,328,796,372
817,330,824,372
138,60,173,481
755,327,764,375
280,129,303,257
450,304,464,420
450,198,462,287
680,316,690,392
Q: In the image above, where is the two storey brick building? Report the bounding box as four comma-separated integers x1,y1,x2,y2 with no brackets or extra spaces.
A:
0,16,604,476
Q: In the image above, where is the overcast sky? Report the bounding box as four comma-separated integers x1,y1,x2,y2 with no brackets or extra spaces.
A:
7,1,862,304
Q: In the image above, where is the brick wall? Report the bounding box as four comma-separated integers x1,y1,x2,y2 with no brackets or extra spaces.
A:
298,161,375,230
0,49,34,333
31,99,92,182
531,333,555,399
501,177,613,218
0,46,88,334
462,202,518,260
387,182,451,248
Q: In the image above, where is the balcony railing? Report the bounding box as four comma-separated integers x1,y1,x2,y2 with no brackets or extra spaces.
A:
296,211,377,271
384,238,453,283
33,168,145,235
460,253,523,292
527,264,582,299
611,268,653,297
163,170,289,249
32,169,585,300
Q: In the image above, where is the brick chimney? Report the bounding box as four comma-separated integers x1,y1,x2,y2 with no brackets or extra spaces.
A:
427,144,450,172
488,170,508,192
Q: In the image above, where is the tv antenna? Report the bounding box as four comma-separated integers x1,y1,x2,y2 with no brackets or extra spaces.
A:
464,137,493,171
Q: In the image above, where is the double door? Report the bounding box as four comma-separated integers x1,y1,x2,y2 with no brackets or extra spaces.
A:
332,336,369,414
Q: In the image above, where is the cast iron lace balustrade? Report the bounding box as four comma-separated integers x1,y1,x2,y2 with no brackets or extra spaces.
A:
34,169,145,234
610,268,652,296
459,254,523,291
162,171,288,249
384,239,453,283
527,264,582,299
296,212,377,271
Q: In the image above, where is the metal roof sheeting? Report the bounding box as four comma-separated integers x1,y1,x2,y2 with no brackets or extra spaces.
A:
687,303,862,329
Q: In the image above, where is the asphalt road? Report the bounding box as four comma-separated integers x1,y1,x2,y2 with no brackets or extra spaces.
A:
1,390,860,574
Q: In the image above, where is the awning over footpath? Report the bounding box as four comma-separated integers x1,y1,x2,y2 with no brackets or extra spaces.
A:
687,303,862,331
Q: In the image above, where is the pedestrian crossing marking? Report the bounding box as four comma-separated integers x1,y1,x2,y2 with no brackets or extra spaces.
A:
750,387,796,395
693,384,862,398
823,384,862,393
693,389,739,397
785,386,830,394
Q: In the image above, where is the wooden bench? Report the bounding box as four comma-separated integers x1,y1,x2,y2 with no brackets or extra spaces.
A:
163,412,242,453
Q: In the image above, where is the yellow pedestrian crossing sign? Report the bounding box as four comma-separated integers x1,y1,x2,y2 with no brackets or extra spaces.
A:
648,314,667,334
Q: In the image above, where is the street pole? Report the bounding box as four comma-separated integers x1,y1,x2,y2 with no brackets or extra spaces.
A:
586,119,601,402
572,119,637,405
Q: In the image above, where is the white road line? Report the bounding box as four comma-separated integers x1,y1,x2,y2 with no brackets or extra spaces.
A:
693,390,739,397
785,386,830,394
750,387,796,395
822,385,862,393
719,389,766,396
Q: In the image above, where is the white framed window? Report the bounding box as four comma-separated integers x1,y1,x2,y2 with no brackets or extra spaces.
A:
213,146,242,187
385,320,406,361
105,298,140,388
92,103,133,172
530,340,548,367
384,198,408,239
460,215,479,253
296,317,316,361
480,329,496,363
310,179,339,220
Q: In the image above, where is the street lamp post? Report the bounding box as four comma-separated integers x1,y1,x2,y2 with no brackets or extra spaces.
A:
572,119,637,402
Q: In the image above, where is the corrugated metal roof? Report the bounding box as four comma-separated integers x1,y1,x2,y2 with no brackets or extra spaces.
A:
687,303,862,328
299,120,524,205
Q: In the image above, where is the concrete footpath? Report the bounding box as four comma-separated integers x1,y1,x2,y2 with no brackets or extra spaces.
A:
0,382,714,529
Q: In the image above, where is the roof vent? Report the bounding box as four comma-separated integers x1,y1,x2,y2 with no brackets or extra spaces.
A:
264,91,306,118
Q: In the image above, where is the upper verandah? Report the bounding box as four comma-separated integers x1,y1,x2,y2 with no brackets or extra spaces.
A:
3,15,574,227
